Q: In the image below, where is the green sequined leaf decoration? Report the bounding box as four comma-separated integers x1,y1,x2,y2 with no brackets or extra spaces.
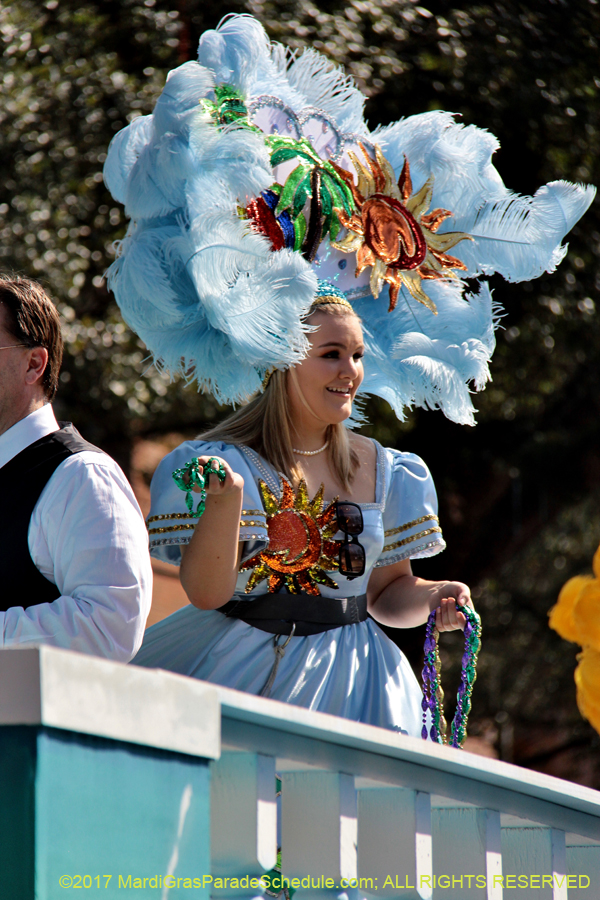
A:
320,183,333,217
270,146,304,167
214,84,244,103
293,212,307,251
329,215,341,242
322,171,353,216
277,163,311,213
268,135,322,169
292,174,312,219
201,84,255,129
319,181,334,241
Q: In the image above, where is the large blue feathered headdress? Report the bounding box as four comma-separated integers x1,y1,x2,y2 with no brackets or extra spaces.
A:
104,14,595,424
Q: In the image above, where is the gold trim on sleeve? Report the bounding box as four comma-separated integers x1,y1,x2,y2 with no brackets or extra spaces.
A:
384,514,438,538
383,526,442,552
147,512,193,524
148,513,267,533
148,523,197,535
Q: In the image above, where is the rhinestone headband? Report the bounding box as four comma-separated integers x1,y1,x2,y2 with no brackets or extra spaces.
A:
310,294,354,312
309,280,354,313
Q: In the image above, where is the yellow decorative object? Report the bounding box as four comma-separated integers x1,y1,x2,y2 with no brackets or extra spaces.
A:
575,647,600,735
548,574,594,644
240,478,342,596
594,543,600,579
573,579,600,651
551,541,600,736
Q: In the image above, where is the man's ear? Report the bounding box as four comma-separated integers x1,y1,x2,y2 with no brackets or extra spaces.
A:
24,346,49,387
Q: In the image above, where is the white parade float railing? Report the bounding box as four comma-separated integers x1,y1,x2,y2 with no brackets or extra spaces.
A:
0,646,598,900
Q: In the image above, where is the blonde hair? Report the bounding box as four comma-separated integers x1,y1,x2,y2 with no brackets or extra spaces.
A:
199,302,361,491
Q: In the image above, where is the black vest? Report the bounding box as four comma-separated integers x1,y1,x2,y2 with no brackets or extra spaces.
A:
0,423,102,611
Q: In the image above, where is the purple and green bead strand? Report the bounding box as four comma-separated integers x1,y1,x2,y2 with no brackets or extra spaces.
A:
422,606,481,749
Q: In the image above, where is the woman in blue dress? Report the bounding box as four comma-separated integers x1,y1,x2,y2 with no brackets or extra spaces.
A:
103,15,592,734
134,290,470,736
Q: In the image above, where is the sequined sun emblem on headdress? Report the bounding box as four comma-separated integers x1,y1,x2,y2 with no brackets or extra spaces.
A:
331,146,473,313
241,478,341,596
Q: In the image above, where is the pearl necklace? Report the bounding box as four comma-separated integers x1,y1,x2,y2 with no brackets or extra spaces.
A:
292,441,329,456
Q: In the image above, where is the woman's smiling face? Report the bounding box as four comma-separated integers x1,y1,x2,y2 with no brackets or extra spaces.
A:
287,309,364,428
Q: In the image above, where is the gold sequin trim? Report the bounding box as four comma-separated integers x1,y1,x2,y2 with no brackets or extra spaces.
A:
147,513,192,524
383,526,442,552
242,509,265,517
384,514,438,537
240,520,267,527
148,523,197,535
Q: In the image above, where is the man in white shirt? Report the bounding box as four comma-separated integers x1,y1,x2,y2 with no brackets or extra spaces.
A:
0,273,152,660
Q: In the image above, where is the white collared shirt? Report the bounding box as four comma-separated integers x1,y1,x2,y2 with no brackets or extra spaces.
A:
0,405,152,661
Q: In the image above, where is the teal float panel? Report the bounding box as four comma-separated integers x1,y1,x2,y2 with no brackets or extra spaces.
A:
0,726,212,899
0,726,36,897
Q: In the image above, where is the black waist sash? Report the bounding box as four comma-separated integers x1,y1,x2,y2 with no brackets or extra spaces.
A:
0,422,102,610
220,592,368,636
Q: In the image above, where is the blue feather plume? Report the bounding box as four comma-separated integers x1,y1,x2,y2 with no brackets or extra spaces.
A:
376,112,596,283
354,280,497,425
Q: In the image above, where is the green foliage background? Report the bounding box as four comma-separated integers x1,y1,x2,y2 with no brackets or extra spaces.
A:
1,0,599,781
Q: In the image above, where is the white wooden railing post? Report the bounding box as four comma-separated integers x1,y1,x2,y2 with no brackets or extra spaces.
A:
280,770,357,897
431,804,502,900
566,840,600,897
356,785,432,899
210,751,277,895
501,825,567,900
486,809,504,900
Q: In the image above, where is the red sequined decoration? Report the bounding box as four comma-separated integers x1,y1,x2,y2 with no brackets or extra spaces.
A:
245,196,285,251
241,478,342,596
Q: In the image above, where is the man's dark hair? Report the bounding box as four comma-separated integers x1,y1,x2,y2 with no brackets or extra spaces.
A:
0,274,64,401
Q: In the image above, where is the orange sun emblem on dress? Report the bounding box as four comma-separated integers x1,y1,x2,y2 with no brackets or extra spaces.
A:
241,478,341,596
331,145,473,314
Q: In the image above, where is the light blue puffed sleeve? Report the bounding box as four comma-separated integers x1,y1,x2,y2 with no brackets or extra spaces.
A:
375,448,446,567
147,440,268,565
